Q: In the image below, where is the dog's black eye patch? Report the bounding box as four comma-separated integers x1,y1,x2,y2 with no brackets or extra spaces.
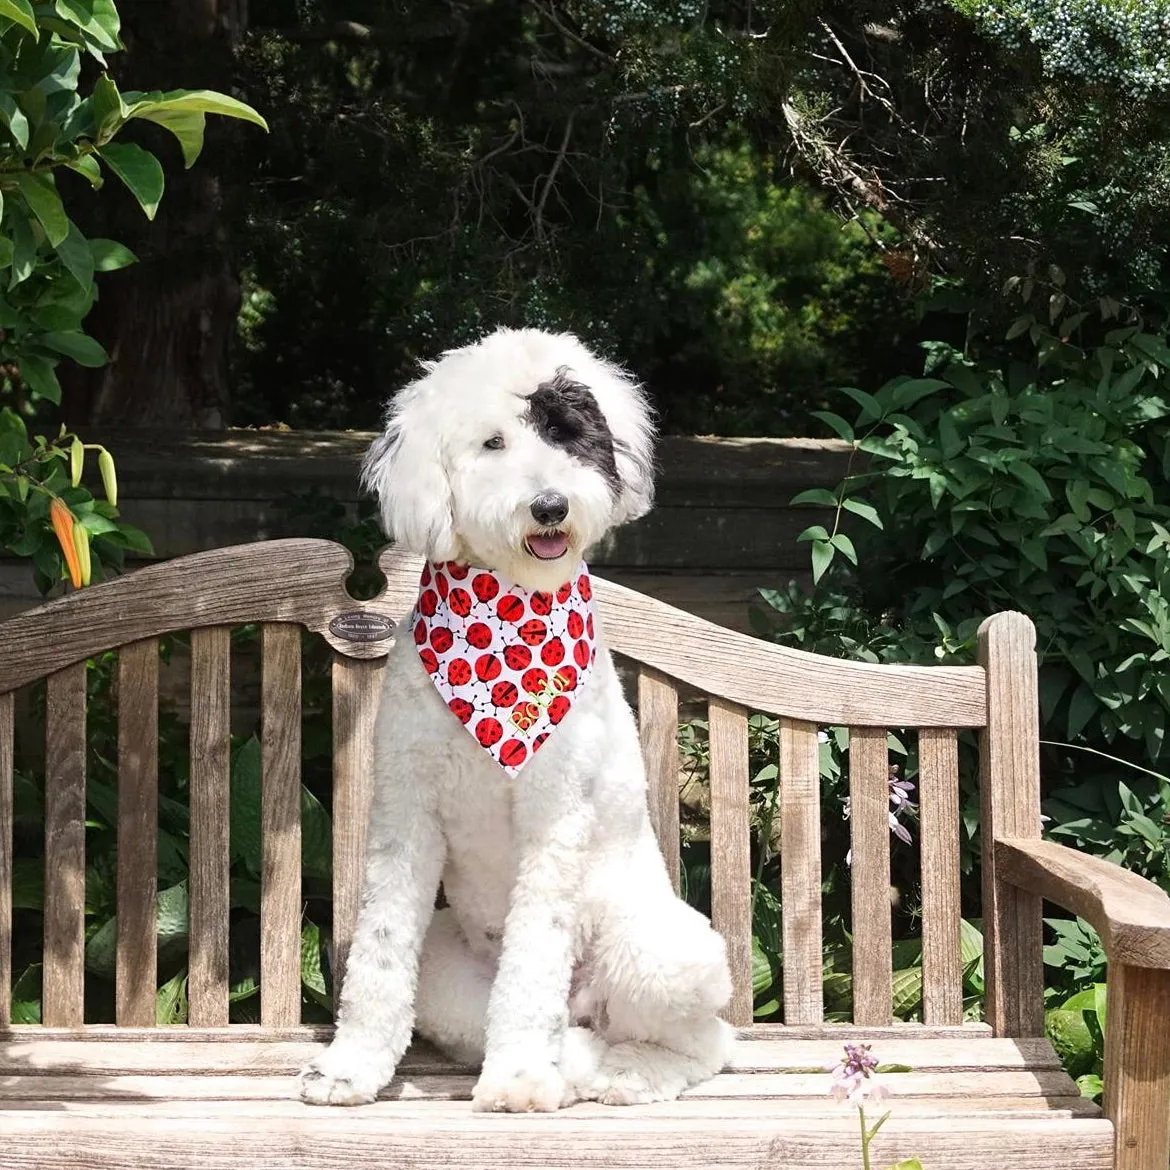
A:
525,368,620,493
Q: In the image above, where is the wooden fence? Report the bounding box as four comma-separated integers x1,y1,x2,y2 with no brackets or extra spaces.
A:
0,429,852,632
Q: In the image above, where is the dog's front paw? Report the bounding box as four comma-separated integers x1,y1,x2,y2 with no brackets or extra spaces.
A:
298,1046,393,1106
471,1060,566,1113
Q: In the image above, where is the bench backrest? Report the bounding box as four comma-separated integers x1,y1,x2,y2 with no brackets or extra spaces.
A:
0,539,1042,1035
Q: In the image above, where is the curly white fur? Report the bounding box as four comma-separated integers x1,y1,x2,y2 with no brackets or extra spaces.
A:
300,327,734,1112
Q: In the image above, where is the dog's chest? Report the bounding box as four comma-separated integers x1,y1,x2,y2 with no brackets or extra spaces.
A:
434,760,516,935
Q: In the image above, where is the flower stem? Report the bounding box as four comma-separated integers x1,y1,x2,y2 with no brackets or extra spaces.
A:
859,1105,871,1170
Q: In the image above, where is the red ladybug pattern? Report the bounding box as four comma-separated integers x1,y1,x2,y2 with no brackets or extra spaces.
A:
410,559,598,775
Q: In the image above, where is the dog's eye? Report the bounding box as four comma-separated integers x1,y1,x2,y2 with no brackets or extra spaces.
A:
546,424,561,440
483,434,505,451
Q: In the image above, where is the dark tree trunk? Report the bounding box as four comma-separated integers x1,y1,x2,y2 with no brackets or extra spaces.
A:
62,0,248,429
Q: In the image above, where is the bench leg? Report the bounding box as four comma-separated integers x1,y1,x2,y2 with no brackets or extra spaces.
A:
1104,962,1170,1170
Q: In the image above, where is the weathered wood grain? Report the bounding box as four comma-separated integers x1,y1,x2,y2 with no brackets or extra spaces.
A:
919,728,963,1025
188,627,232,1027
0,1069,1085,1103
0,691,11,1027
779,718,822,1025
637,666,681,891
0,1096,1104,1120
1103,962,1170,1170
0,1036,1064,1077
0,541,398,688
0,1111,1117,1170
43,664,87,1028
331,654,384,1003
374,549,988,728
260,625,302,1028
708,698,753,1027
977,613,1044,1038
997,838,1170,969
849,727,892,1026
116,640,159,1027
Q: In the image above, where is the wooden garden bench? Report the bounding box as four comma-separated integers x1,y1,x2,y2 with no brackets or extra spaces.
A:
1,537,1168,1170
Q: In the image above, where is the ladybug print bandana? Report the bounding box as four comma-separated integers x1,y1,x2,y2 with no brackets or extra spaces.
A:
410,560,598,775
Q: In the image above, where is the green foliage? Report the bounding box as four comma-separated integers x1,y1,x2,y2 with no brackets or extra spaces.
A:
789,309,1170,766
0,0,264,586
0,406,150,591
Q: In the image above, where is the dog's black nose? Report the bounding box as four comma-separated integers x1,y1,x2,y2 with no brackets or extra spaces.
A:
530,490,569,526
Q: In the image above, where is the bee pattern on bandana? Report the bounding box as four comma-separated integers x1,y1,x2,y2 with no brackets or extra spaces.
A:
410,560,599,775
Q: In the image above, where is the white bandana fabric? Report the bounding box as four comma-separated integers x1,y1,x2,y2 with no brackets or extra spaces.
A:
410,560,598,775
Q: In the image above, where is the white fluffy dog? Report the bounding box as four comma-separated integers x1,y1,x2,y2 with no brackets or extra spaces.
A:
300,327,734,1112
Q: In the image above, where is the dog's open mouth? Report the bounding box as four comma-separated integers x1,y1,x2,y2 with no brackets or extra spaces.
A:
525,531,570,560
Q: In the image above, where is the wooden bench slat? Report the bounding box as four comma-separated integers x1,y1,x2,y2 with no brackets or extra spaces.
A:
0,1036,1063,1076
637,666,681,892
0,691,12,1026
708,698,753,1027
779,718,822,1025
188,627,232,1027
331,654,384,1004
260,624,302,1027
919,727,963,1025
0,1096,1103,1120
0,1068,1085,1103
849,727,892,1026
43,663,87,1028
978,614,1045,1037
117,639,159,1027
0,1110,1117,1170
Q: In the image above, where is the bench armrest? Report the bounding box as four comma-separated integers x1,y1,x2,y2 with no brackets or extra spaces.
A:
995,837,1170,968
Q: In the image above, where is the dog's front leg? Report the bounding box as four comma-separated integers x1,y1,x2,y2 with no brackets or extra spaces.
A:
471,786,590,1113
300,792,445,1106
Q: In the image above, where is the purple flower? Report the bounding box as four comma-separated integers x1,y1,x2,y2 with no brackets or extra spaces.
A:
842,764,919,863
828,1043,887,1106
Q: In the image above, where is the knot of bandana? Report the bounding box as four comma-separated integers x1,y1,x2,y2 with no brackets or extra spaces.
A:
410,560,598,775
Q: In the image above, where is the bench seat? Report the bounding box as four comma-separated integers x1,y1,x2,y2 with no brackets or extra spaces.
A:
0,1026,1112,1169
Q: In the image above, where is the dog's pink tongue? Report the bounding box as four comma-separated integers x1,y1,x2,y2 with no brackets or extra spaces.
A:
528,532,569,559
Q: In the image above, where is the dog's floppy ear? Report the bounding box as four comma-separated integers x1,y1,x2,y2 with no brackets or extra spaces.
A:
361,377,459,560
603,366,657,526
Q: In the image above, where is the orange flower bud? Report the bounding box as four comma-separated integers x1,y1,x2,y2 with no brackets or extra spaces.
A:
49,497,82,588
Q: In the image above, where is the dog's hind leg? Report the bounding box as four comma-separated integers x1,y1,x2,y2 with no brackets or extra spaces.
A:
413,908,493,1065
570,892,736,1105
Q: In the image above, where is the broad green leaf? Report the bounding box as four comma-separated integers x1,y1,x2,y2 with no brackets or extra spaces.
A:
938,409,963,459
302,782,332,880
230,736,263,874
1006,460,1052,501
15,172,69,246
0,0,37,35
156,970,188,1025
808,409,854,442
65,153,103,187
90,237,136,271
751,936,774,997
890,377,950,410
91,71,125,139
891,1161,925,1170
0,238,13,268
796,524,829,543
10,214,36,287
122,88,269,134
12,964,41,1024
85,915,116,977
0,92,30,150
810,539,834,584
829,532,857,564
1076,1074,1103,1101
839,385,883,424
301,921,330,1008
98,141,164,219
17,353,61,403
55,0,121,50
790,487,837,508
39,329,107,366
134,106,206,167
841,497,883,528
54,221,94,291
